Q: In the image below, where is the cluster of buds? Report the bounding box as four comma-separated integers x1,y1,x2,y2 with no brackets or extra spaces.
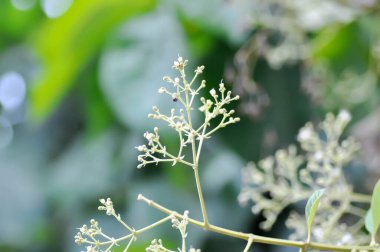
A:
135,127,175,169
136,56,240,170
98,198,115,216
171,211,190,240
199,81,240,125
147,211,199,252
146,239,168,252
172,56,188,70
74,219,102,252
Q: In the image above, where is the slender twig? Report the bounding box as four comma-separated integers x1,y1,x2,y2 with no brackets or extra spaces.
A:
180,68,209,227
349,193,372,203
137,194,378,252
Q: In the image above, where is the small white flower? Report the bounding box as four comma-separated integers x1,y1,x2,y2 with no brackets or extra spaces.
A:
314,151,323,161
298,127,312,141
219,81,225,92
172,56,188,70
136,145,146,152
338,109,351,123
340,233,352,244
195,65,205,74
209,88,217,97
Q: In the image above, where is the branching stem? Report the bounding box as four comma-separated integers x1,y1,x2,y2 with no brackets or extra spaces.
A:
138,194,378,252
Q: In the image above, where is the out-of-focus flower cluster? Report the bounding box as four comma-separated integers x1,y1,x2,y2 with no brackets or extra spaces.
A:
239,110,370,245
249,0,373,68
146,239,173,252
227,0,376,119
302,66,378,111
136,56,240,169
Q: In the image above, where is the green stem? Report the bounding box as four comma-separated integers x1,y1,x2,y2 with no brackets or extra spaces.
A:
138,194,378,252
181,68,209,226
193,166,209,226
349,193,372,203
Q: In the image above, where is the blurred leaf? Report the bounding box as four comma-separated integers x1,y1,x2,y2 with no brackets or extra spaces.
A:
311,22,369,73
365,208,374,235
99,8,188,130
29,0,155,123
305,189,325,241
371,179,380,237
0,1,41,44
174,0,252,45
80,63,115,139
46,129,121,211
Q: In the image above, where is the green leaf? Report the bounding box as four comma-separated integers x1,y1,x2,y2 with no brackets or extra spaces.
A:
371,179,380,236
305,189,325,241
365,208,374,235
311,21,369,73
29,0,155,123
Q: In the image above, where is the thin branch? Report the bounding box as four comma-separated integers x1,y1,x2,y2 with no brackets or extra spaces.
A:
137,194,378,252
349,193,372,203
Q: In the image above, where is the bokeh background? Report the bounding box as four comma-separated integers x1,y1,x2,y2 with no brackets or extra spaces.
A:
1,0,380,251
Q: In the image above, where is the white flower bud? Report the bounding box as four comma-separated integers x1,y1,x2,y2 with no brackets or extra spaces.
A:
298,127,312,141
338,109,351,123
219,108,227,114
219,82,225,92
210,88,217,97
195,65,205,74
200,80,206,88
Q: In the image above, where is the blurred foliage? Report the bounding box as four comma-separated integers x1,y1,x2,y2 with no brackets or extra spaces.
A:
0,0,380,252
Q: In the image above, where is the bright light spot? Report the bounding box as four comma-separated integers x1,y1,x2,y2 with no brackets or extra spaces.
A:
41,0,73,18
11,0,36,11
0,117,13,149
0,72,26,111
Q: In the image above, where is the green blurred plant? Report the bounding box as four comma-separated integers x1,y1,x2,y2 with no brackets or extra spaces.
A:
75,57,380,252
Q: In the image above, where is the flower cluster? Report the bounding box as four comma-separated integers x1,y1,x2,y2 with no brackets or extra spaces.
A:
136,56,240,170
74,219,104,252
171,211,189,240
239,110,369,245
146,239,172,252
146,211,200,252
98,198,115,216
